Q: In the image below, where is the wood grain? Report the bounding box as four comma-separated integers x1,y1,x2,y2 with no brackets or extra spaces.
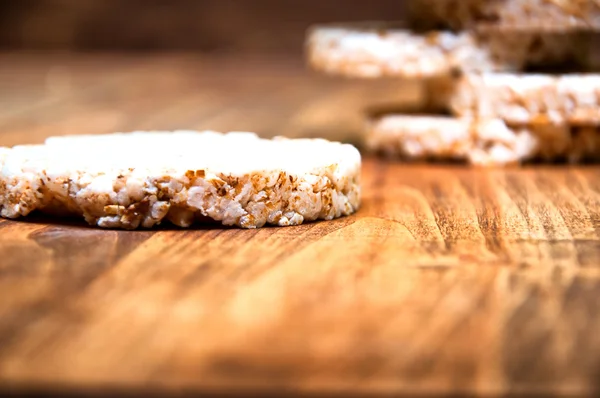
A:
1,54,600,397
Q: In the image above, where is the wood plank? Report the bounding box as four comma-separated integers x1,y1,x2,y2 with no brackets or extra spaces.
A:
0,54,600,397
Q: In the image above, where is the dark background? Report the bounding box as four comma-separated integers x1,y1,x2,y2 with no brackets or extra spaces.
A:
0,0,407,53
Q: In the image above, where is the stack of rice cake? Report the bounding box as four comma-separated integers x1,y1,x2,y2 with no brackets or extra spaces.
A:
306,1,600,166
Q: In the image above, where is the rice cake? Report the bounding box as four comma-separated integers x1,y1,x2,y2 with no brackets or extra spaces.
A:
306,24,593,79
449,73,600,125
366,114,600,166
0,131,361,229
408,0,600,31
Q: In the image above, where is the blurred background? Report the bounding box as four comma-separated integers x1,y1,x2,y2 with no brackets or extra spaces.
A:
0,0,416,147
0,0,407,53
0,1,599,146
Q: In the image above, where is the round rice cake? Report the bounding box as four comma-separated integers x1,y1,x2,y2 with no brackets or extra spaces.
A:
408,0,600,31
306,24,502,79
0,131,361,229
305,23,592,79
449,73,600,125
366,114,600,166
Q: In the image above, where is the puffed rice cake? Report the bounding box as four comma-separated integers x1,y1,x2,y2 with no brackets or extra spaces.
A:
408,0,600,31
0,131,361,229
306,24,594,79
366,114,600,166
449,73,600,125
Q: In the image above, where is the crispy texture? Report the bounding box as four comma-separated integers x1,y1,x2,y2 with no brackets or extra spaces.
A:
306,24,594,79
408,0,600,30
366,115,600,166
0,131,361,229
449,73,600,125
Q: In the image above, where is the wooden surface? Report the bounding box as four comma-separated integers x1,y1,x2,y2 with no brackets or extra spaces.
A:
1,54,600,397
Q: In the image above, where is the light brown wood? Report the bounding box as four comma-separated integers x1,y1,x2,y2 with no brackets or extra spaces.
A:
1,54,600,397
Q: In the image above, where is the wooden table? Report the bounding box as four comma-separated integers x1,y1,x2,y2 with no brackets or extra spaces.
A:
1,53,600,397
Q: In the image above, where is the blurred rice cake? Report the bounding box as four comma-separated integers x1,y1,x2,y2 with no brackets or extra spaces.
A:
449,73,600,124
366,114,600,166
306,24,596,79
408,0,600,31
